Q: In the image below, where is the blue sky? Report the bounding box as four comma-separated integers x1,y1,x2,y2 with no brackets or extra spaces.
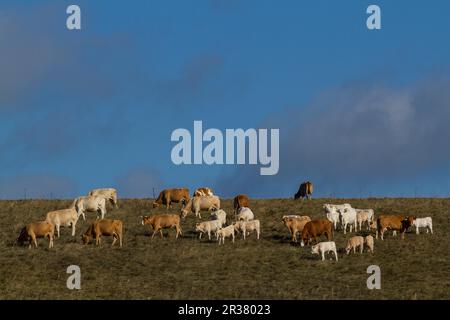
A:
1,0,450,199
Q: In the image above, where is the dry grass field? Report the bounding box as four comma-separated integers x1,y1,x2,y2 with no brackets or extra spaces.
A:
0,198,449,300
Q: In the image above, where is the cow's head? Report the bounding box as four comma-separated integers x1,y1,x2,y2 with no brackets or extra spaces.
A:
195,223,203,233
402,216,415,229
81,233,91,245
311,244,319,255
180,208,189,219
141,216,152,225
152,202,160,209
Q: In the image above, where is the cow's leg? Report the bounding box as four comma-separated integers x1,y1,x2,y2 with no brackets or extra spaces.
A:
32,234,38,248
111,235,117,247
159,229,164,238
334,250,338,261
151,229,157,239
416,226,420,235
56,224,60,238
49,235,54,248
119,233,122,247
353,246,356,254
360,244,363,254
207,230,211,240
257,229,260,240
199,232,202,239
243,229,246,240
343,223,347,234
232,234,235,243
72,222,76,237
321,251,325,261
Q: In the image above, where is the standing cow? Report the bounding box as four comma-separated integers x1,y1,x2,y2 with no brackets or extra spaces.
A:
294,181,313,200
153,188,190,209
72,196,107,220
233,194,250,216
88,188,119,209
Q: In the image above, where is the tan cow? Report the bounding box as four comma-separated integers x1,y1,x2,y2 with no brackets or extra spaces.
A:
233,194,250,215
142,214,182,239
345,236,365,254
82,219,123,247
153,188,190,209
181,195,220,219
88,188,119,209
17,221,54,249
365,235,374,253
282,215,311,242
376,215,415,240
193,187,214,197
355,209,375,231
45,207,79,237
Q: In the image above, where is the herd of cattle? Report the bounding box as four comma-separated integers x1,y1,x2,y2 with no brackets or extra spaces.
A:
15,184,434,262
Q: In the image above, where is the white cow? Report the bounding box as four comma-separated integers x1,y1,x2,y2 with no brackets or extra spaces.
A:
323,203,352,213
325,208,340,230
311,241,338,261
210,209,227,227
236,207,254,221
412,217,433,234
339,207,357,234
216,225,235,245
195,220,222,240
45,208,79,237
234,220,260,240
88,188,118,208
71,196,107,220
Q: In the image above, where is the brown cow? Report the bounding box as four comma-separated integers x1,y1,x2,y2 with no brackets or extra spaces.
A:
142,214,182,239
153,188,190,209
294,181,313,200
300,219,333,246
233,194,250,215
282,215,311,242
17,221,54,249
376,215,415,240
82,219,123,247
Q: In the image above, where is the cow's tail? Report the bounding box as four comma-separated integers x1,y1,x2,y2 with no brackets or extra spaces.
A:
70,197,78,209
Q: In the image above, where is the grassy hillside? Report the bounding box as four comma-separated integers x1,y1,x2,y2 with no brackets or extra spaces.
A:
0,198,449,299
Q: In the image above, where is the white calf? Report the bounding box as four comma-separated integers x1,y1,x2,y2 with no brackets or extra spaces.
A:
210,209,227,227
45,208,79,237
234,220,260,240
236,207,254,222
311,241,338,261
412,217,433,234
325,208,340,230
195,220,222,240
71,196,107,220
216,225,235,245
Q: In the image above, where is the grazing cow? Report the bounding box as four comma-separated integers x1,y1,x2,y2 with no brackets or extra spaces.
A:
210,209,227,227
72,195,107,220
216,225,235,245
153,188,190,209
365,235,374,253
234,220,260,240
311,241,338,261
294,181,313,200
233,194,250,215
88,188,119,209
412,217,433,235
193,187,214,197
141,214,182,239
236,207,254,222
376,215,415,240
345,236,365,254
324,207,340,230
195,220,222,240
323,203,352,213
301,220,333,246
17,221,54,249
45,207,78,237
339,207,357,234
282,215,311,242
181,195,220,219
355,209,375,231
82,219,123,247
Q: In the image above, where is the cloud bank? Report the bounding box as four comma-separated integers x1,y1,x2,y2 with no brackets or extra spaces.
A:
216,74,450,198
